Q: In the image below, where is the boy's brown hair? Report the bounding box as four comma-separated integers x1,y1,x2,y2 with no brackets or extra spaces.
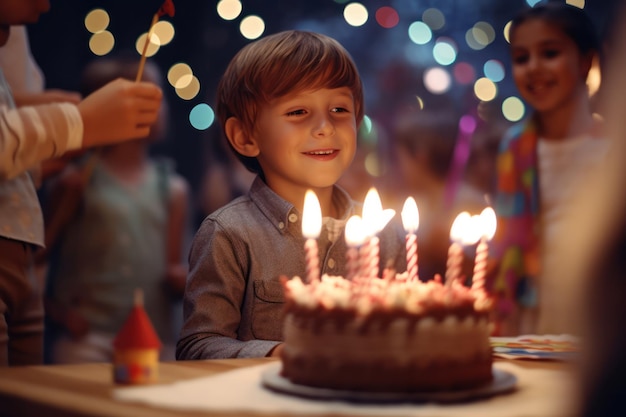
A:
216,30,364,175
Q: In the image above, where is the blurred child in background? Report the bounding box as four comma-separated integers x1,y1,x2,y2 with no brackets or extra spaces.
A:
43,54,189,363
490,2,608,335
390,110,486,283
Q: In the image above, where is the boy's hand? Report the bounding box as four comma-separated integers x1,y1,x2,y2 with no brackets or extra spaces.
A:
78,78,163,148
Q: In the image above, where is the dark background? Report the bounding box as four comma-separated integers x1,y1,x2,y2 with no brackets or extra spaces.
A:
25,0,620,221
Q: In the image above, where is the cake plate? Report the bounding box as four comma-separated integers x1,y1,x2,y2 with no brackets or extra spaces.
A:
261,362,517,404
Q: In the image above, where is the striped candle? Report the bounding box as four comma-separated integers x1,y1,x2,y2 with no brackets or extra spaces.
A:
401,197,419,282
302,190,322,284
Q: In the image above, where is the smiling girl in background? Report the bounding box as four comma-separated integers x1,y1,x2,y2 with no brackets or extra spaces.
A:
489,2,609,336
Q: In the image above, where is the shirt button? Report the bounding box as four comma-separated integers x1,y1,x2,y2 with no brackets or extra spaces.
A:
328,258,336,269
288,213,298,223
278,222,285,229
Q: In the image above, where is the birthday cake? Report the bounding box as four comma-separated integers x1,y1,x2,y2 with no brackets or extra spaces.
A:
279,274,494,392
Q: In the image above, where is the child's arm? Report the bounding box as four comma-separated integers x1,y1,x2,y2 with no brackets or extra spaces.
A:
176,219,282,360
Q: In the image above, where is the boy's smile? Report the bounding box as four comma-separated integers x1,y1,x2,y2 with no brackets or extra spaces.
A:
302,148,340,161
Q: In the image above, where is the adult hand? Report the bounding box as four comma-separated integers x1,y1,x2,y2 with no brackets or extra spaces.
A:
78,78,163,148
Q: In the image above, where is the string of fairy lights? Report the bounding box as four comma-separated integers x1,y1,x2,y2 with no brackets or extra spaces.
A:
82,0,600,136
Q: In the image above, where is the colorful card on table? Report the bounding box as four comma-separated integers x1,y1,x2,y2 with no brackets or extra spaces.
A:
490,334,579,360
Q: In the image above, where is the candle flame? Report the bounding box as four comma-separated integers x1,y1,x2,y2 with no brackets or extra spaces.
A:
401,197,419,233
464,215,483,245
302,190,322,239
450,211,471,243
345,215,365,247
362,188,383,236
479,207,497,240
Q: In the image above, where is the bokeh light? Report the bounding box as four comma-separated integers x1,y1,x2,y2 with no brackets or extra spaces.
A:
89,31,115,56
364,152,381,177
408,21,432,45
217,0,243,20
483,59,505,82
422,8,445,30
525,0,542,6
474,22,496,45
344,3,368,27
474,77,497,102
375,6,399,29
502,96,525,122
240,15,265,39
587,56,601,96
433,38,457,66
189,103,215,130
175,75,201,100
362,115,373,134
504,20,512,43
135,32,160,57
175,73,194,89
153,21,175,46
453,62,476,85
466,21,496,51
424,67,451,94
459,114,477,134
168,63,193,88
85,9,109,34
415,95,425,109
566,0,585,8
465,28,484,51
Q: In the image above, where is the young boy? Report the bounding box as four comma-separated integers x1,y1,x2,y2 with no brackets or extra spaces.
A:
0,0,162,366
177,30,405,360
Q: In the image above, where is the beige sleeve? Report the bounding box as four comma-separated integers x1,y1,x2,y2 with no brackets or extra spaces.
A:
0,102,83,180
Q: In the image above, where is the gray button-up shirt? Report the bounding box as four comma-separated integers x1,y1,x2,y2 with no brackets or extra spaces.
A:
177,176,406,359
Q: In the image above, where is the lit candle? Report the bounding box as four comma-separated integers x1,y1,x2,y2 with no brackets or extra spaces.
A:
360,189,381,279
446,211,471,286
472,207,497,292
302,190,322,284
360,189,395,279
401,197,420,282
345,215,364,280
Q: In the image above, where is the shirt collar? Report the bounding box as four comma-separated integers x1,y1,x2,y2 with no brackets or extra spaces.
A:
248,175,355,235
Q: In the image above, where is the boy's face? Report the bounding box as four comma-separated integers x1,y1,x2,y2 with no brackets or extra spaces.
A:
0,0,50,46
252,87,358,201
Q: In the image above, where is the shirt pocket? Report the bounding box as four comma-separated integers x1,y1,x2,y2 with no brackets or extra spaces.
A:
251,280,285,341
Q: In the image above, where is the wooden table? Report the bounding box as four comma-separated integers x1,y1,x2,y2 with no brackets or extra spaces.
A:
0,358,573,417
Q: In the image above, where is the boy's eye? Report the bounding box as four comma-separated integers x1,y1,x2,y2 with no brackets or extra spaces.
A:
331,107,350,114
286,109,306,116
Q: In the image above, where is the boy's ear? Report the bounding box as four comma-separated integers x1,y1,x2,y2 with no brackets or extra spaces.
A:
225,117,260,157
